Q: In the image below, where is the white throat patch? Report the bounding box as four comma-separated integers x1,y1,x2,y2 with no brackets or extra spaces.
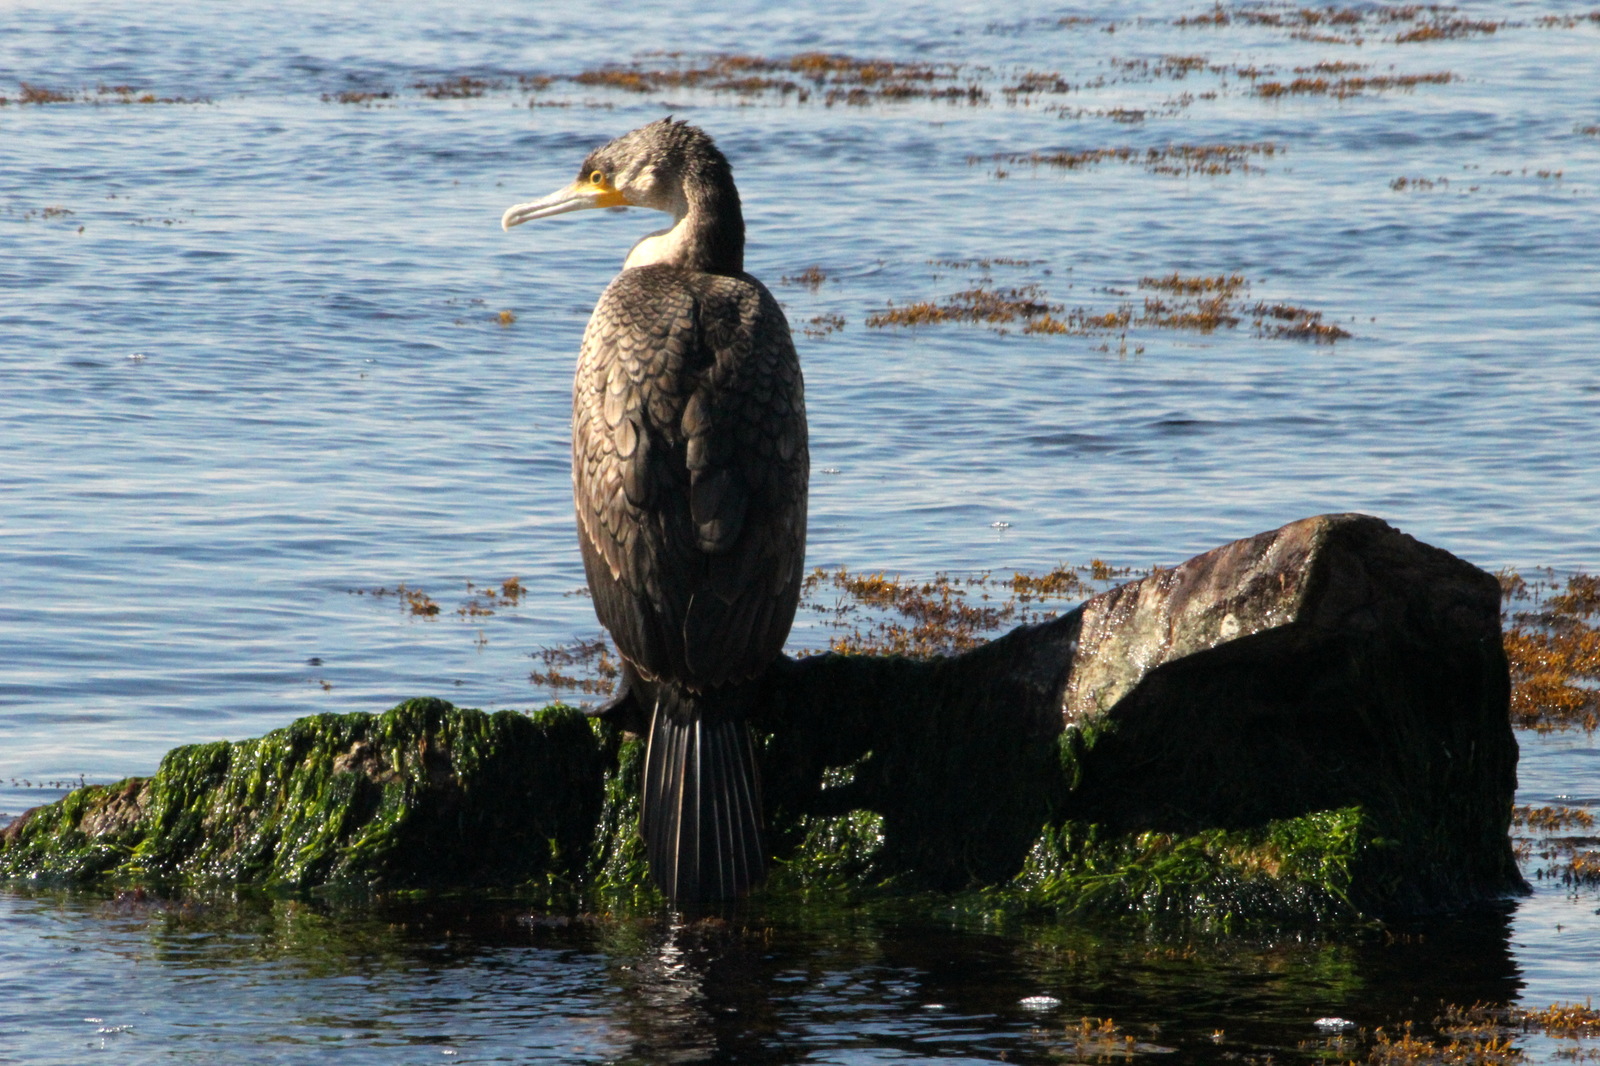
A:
623,216,694,270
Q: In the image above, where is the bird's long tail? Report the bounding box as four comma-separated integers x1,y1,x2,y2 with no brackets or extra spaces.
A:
640,685,765,902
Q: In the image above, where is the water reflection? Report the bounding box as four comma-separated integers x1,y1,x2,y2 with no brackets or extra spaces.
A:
600,915,792,1064
0,887,1528,1063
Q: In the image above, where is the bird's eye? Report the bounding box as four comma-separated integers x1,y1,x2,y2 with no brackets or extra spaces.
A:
589,170,605,185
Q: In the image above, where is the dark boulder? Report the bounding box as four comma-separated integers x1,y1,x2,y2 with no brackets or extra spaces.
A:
756,513,1524,915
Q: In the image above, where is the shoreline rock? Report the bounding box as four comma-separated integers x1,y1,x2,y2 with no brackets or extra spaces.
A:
0,701,608,890
2,514,1525,921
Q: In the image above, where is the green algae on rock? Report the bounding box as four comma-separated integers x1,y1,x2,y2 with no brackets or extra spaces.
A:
0,699,606,890
1001,807,1370,926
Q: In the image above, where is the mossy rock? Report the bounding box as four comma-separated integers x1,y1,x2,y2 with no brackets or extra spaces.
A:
0,702,1378,925
0,698,607,891
2,515,1524,924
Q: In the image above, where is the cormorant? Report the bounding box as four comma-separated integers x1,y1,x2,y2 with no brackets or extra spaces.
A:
502,119,808,902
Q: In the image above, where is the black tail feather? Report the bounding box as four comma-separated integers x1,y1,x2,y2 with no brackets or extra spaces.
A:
641,687,765,901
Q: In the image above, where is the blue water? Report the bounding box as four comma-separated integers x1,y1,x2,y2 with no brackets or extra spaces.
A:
3,0,1599,1060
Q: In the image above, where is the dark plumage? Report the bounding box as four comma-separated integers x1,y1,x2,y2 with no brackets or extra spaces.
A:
502,119,808,901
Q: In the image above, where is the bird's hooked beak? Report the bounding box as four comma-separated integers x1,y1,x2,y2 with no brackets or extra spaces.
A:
501,176,629,231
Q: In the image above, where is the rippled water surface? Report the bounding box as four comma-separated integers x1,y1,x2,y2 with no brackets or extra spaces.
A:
3,0,1598,1061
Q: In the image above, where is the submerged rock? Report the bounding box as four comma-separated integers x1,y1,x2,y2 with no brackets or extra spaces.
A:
2,514,1524,921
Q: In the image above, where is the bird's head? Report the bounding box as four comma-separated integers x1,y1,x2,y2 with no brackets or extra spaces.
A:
501,118,722,230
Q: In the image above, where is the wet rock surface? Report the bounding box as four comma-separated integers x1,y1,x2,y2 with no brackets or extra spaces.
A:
2,514,1523,918
760,513,1522,913
1072,513,1524,911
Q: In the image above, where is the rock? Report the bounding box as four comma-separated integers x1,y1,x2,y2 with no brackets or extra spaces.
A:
2,514,1524,921
756,513,1523,916
1055,512,1523,914
0,700,609,889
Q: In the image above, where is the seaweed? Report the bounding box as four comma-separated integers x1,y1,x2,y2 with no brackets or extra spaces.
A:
0,699,608,893
867,272,1350,344
1256,72,1455,98
1502,571,1600,732
1003,807,1368,927
413,75,502,99
15,82,75,104
1172,3,1510,47
802,313,845,338
352,578,534,622
983,142,1281,177
779,265,828,289
797,564,1092,659
865,285,1058,329
1394,19,1503,43
566,52,986,107
0,82,209,105
321,89,395,105
1363,1020,1521,1065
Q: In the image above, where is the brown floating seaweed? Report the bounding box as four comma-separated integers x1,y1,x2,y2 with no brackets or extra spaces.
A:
868,273,1351,344
1502,571,1600,732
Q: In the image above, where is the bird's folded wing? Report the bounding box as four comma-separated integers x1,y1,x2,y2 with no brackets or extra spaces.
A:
573,267,807,687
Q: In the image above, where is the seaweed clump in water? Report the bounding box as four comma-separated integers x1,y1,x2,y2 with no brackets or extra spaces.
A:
322,89,395,105
865,285,1059,330
570,52,987,106
983,141,1281,177
800,564,1093,658
1512,803,1599,892
2,82,210,105
530,637,619,697
414,75,503,98
1173,4,1510,45
1354,1001,1600,1065
10,82,75,104
1255,71,1455,98
1394,19,1503,42
803,313,846,338
780,265,829,290
353,577,538,622
868,270,1351,344
1501,571,1600,732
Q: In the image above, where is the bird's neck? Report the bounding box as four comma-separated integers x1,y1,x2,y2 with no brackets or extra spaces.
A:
623,180,744,276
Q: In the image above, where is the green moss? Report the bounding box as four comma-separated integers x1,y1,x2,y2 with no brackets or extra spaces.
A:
1000,807,1369,927
0,777,153,880
1,699,607,892
585,729,661,906
768,809,890,891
